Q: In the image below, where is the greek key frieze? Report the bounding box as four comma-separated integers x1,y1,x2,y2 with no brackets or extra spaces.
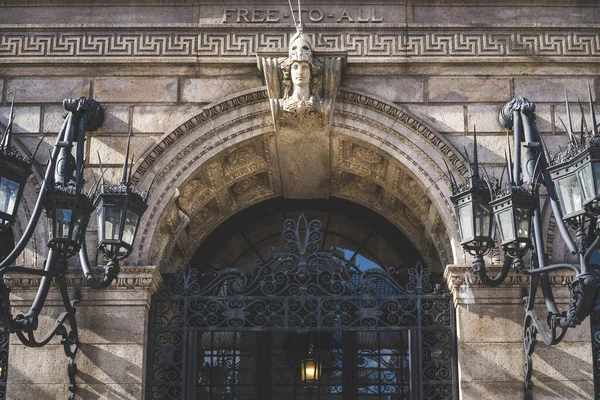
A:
1,29,599,60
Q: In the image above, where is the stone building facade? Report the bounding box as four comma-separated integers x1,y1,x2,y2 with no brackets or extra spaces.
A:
0,0,598,399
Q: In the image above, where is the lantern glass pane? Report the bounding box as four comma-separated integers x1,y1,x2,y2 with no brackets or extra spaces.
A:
516,207,530,239
0,177,19,217
304,360,316,380
457,204,474,241
578,165,594,203
594,162,600,200
56,209,72,239
496,208,514,242
103,206,122,241
475,203,492,238
122,210,140,246
556,174,583,215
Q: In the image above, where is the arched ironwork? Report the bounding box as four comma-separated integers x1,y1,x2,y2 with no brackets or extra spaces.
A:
147,215,457,399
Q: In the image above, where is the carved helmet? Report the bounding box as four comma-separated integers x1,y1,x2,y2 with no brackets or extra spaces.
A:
288,28,313,64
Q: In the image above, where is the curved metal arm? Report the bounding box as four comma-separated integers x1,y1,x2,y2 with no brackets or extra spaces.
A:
0,117,66,270
472,253,512,287
78,241,119,289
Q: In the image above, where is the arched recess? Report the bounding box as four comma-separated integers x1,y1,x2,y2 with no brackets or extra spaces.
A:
130,88,469,273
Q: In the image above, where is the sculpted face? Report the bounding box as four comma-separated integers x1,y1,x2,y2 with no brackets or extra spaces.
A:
291,62,311,88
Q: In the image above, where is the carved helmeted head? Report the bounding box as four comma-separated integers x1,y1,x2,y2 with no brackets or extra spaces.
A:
288,29,313,63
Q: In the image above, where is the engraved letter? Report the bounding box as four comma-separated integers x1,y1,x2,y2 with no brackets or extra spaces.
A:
371,9,384,22
252,9,265,22
357,9,369,22
237,9,250,23
336,9,354,23
309,9,324,22
266,8,280,22
222,9,235,23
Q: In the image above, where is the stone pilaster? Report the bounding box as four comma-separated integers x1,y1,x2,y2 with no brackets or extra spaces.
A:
444,265,594,399
4,266,162,400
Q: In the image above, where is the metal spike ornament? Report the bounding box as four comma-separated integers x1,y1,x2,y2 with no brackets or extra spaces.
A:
452,92,600,398
0,95,32,229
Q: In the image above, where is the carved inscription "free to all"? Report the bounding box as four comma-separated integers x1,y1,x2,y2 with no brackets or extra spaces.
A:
221,8,384,23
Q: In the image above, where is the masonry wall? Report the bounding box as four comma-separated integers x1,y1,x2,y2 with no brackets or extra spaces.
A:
0,1,598,398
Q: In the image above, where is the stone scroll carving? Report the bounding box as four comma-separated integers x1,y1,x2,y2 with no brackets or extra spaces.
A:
257,27,344,131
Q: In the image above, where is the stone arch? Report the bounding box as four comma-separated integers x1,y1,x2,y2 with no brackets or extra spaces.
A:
130,87,468,273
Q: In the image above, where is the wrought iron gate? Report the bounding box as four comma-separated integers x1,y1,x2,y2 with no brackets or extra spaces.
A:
147,215,457,399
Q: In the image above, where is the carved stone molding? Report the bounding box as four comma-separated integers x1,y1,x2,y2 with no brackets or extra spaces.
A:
130,87,465,270
4,266,164,295
443,264,576,293
2,27,600,63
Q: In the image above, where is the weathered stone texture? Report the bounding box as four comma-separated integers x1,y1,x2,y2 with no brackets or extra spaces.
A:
182,77,263,103
132,105,204,133
0,6,194,24
428,77,511,103
43,104,130,134
89,135,159,165
515,78,596,103
343,76,424,103
0,106,40,134
413,5,600,25
94,78,178,103
6,78,90,104
403,105,465,133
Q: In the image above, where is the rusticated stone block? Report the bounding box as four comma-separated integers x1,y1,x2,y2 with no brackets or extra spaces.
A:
428,77,510,103
88,135,159,165
530,379,594,399
460,381,524,400
15,134,54,165
403,105,464,133
445,134,506,164
76,344,143,384
0,106,40,133
132,105,203,133
0,6,193,24
7,383,141,400
43,105,129,134
182,77,263,103
459,343,525,382
6,78,90,104
532,342,593,381
413,5,600,25
515,78,596,103
456,303,523,343
343,76,424,103
94,78,177,103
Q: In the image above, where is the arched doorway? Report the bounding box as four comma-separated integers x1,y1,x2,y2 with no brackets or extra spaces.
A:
146,200,457,399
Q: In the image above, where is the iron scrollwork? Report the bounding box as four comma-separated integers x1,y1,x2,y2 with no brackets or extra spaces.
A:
148,215,457,399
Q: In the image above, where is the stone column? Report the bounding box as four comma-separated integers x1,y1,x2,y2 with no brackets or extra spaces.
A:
445,265,594,399
4,266,162,399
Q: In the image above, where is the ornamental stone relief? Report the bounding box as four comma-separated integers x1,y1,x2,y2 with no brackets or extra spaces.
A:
131,84,465,271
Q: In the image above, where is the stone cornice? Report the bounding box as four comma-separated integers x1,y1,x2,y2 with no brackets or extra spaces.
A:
1,26,599,64
3,265,164,294
444,264,576,292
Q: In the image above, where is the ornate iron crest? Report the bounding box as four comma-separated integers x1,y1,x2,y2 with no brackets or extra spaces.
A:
167,214,436,299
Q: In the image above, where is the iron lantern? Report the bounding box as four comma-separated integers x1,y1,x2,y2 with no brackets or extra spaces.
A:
44,189,95,258
489,187,535,256
0,99,32,229
450,184,494,255
95,185,147,260
548,145,600,220
0,152,31,229
300,343,321,389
